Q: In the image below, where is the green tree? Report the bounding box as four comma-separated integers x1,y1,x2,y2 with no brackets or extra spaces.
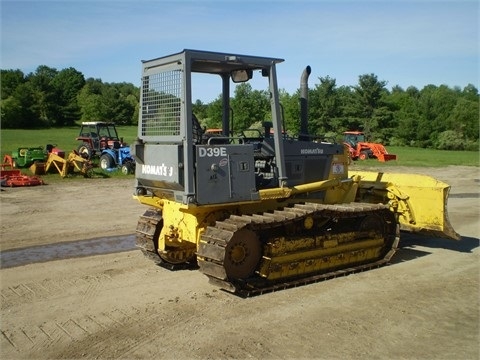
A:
447,97,479,141
279,89,299,136
388,86,420,146
192,99,208,122
230,83,269,132
27,65,58,125
127,93,140,125
462,84,479,102
416,85,459,147
77,78,105,121
111,82,139,124
335,85,358,131
50,67,85,126
77,80,137,124
1,82,42,128
101,85,127,124
309,76,340,135
352,74,388,135
1,69,25,100
205,96,223,130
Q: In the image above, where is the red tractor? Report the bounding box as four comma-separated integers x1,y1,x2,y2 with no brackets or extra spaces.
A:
76,122,128,160
343,131,397,162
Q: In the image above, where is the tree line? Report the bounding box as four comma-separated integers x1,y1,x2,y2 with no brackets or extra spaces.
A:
1,66,139,128
2,66,478,150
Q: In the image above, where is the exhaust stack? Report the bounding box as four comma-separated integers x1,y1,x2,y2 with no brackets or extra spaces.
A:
299,66,311,140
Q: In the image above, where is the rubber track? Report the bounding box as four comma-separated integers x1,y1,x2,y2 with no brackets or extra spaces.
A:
197,202,400,297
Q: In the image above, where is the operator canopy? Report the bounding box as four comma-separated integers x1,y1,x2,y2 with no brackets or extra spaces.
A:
142,49,284,82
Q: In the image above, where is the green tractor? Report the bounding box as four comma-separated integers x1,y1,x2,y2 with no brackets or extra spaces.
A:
11,147,47,168
10,145,64,168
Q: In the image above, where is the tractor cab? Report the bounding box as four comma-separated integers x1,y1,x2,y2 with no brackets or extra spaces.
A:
343,131,366,148
76,122,126,159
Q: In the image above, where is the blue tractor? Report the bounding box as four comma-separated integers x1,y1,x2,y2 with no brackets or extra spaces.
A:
76,121,134,174
99,145,135,175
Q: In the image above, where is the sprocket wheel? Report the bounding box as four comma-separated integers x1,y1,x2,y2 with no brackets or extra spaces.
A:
224,228,262,279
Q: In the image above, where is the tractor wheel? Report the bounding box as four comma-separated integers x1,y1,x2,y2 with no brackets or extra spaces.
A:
100,154,114,170
121,163,132,175
77,143,93,159
359,151,369,160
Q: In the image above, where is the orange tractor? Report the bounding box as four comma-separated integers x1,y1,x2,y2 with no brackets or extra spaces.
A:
343,131,397,162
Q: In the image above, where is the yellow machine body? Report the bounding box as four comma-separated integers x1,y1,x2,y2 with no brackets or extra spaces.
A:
135,167,459,268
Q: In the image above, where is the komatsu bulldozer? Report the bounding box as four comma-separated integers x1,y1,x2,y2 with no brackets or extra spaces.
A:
132,49,459,296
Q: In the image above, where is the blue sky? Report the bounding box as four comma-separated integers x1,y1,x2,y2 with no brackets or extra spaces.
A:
1,0,478,102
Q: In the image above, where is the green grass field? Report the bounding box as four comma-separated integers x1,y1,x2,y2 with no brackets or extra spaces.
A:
1,127,478,174
355,146,479,167
0,126,139,158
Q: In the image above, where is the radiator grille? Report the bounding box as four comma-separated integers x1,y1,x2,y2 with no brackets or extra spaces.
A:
141,70,182,136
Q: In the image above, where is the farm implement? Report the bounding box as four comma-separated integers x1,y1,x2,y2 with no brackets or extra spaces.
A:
0,169,44,187
3,144,93,180
30,151,93,178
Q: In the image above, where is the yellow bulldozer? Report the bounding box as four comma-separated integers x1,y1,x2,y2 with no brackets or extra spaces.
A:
132,50,459,296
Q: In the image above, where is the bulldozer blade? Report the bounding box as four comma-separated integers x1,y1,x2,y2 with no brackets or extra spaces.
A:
350,170,460,240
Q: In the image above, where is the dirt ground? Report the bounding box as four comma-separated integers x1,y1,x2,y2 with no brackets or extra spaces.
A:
0,165,479,360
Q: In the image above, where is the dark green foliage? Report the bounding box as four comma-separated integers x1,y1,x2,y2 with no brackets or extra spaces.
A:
279,89,300,135
1,69,25,100
204,96,223,130
230,83,270,133
1,66,65,127
192,99,208,124
1,67,138,129
50,67,85,126
1,82,42,128
309,76,340,135
77,79,138,125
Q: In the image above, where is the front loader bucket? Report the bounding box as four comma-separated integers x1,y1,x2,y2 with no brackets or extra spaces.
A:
30,162,46,175
377,153,397,162
350,170,460,240
368,143,397,162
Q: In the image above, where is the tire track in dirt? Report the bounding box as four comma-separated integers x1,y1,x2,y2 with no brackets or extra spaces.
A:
0,254,221,358
0,297,215,358
1,308,130,354
0,273,116,310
